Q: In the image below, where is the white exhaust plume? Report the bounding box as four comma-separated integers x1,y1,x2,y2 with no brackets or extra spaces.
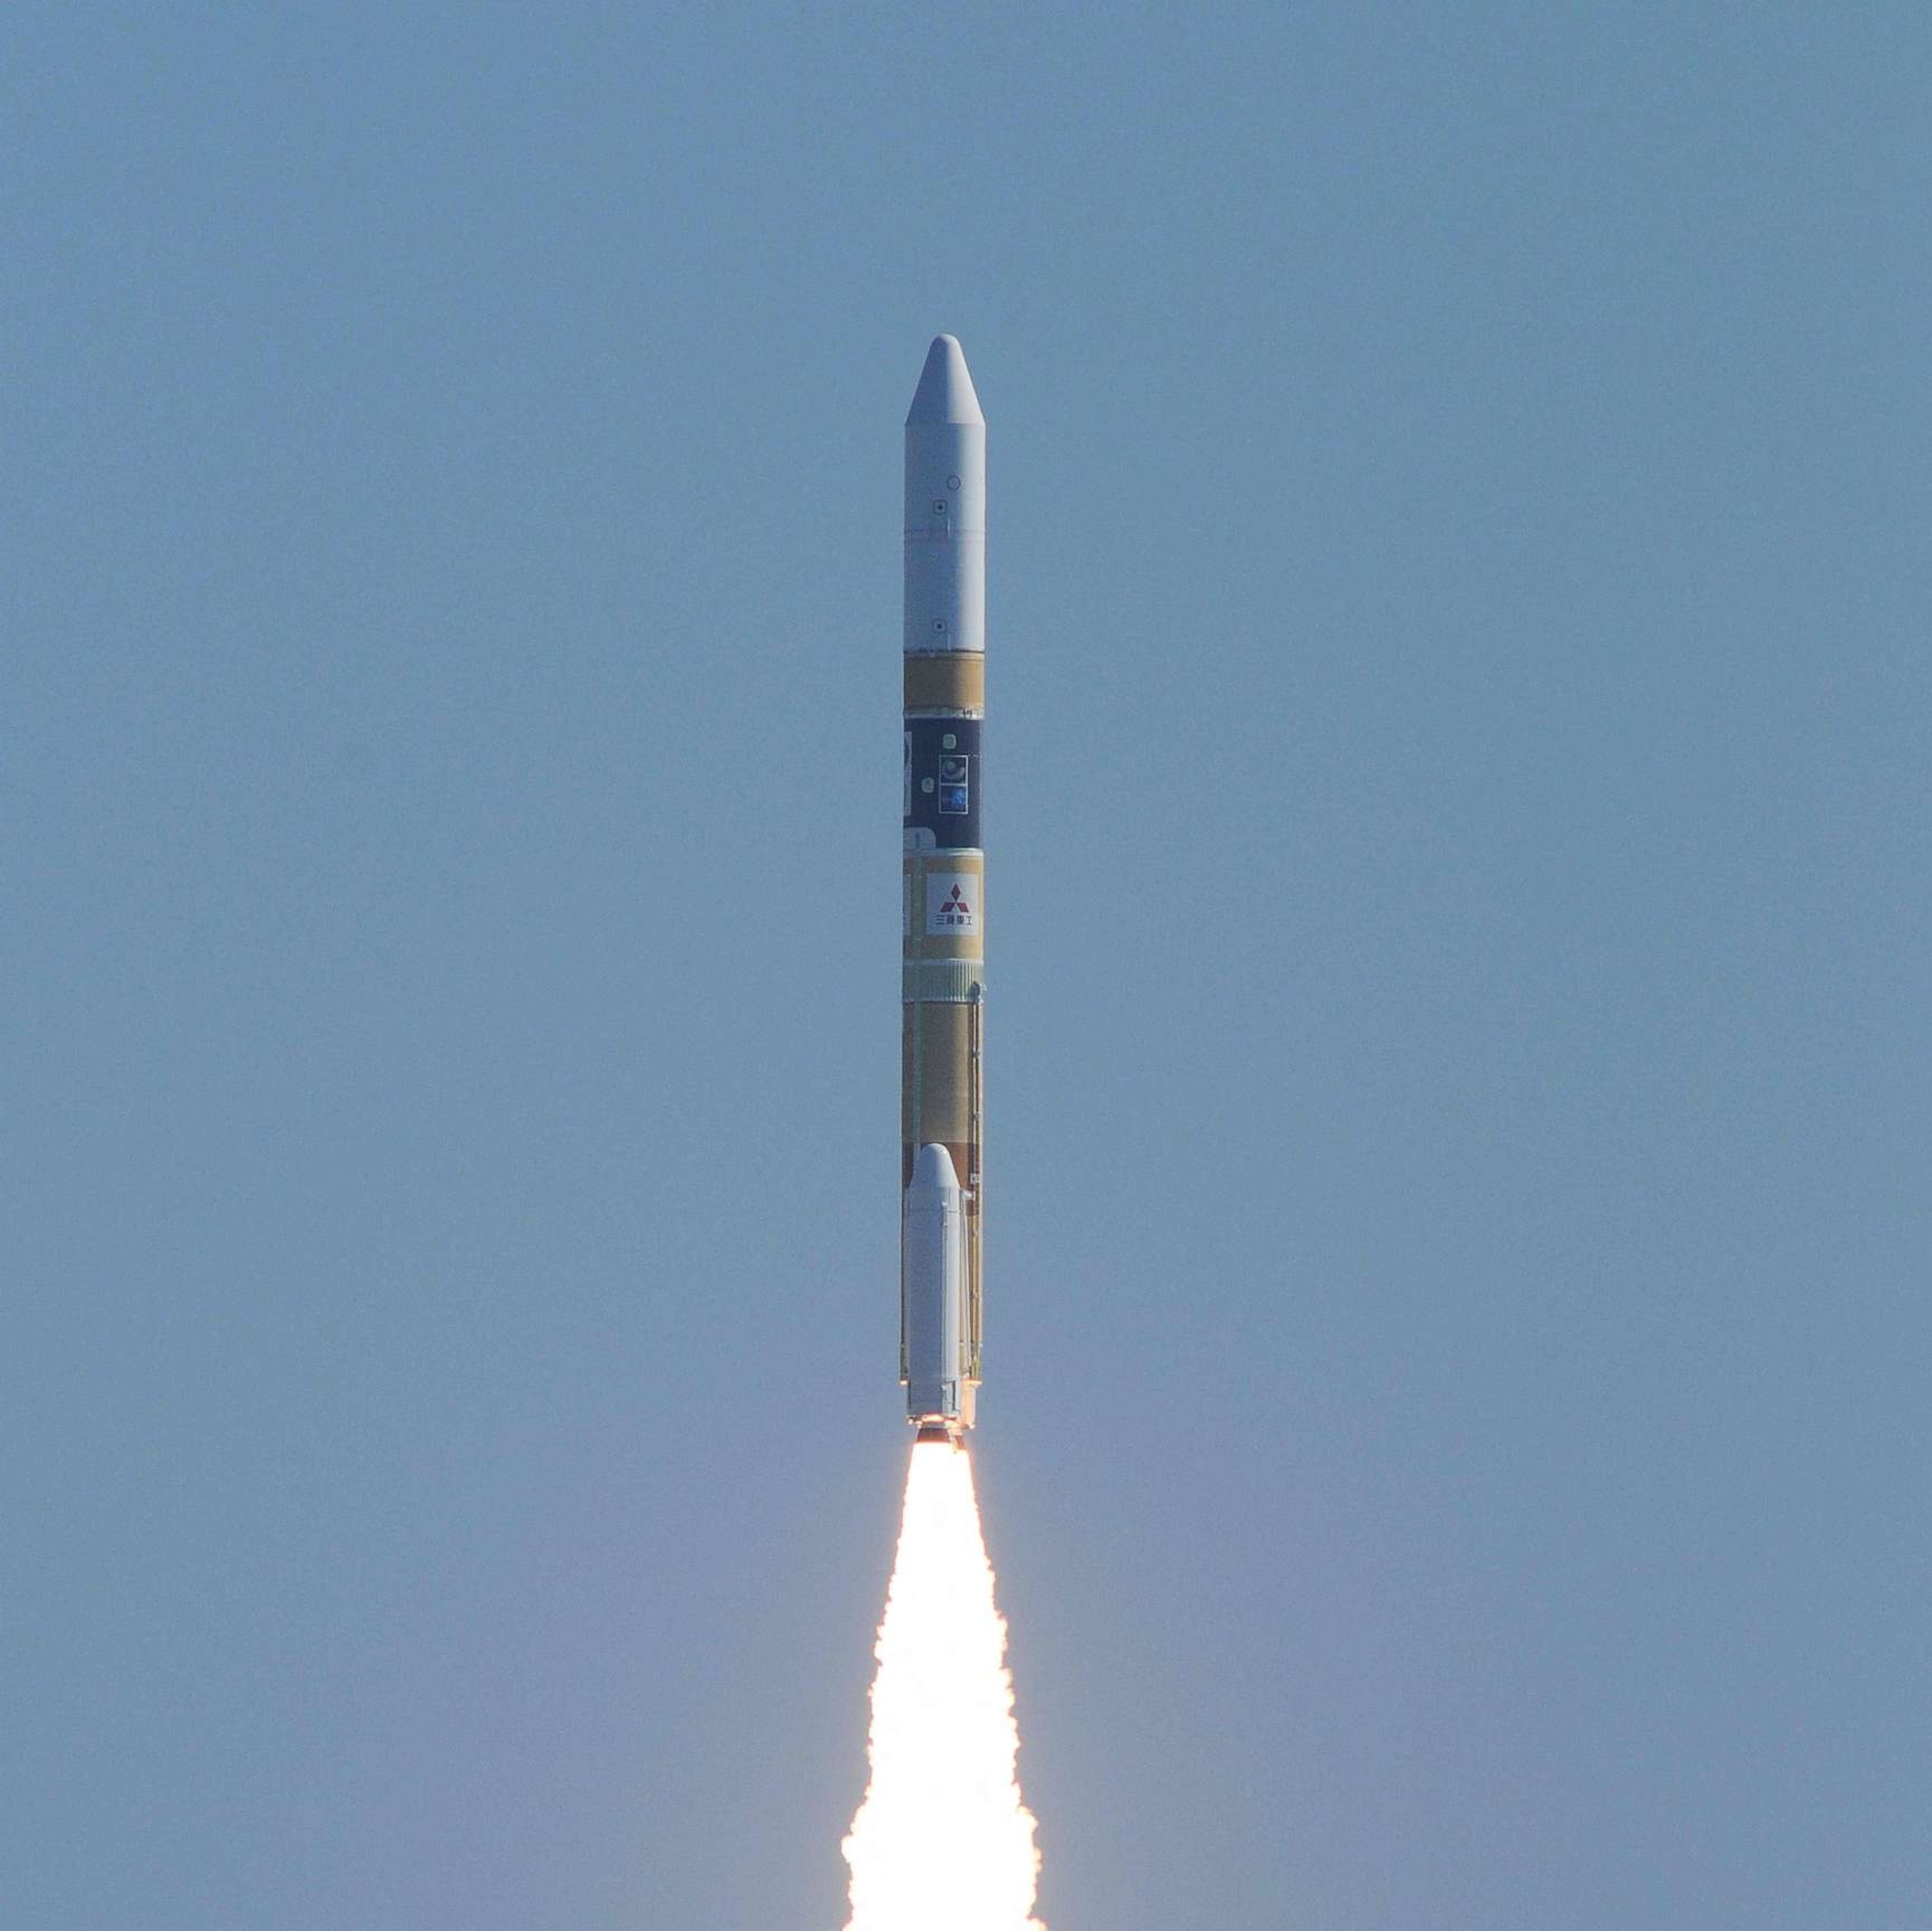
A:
841,1442,1045,1931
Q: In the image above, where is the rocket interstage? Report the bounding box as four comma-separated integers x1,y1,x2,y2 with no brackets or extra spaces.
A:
901,335,986,1440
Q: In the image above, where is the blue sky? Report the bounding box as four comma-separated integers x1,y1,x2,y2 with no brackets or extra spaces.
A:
5,5,1927,1926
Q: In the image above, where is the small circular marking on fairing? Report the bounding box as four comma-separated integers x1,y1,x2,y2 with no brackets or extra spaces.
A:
933,619,947,633
921,778,935,794
941,733,957,749
947,475,962,490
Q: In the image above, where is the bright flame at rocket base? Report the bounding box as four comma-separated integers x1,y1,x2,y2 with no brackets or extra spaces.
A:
841,1443,1045,1931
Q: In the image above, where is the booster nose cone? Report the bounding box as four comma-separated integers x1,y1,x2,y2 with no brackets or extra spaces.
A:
908,1142,963,1199
905,334,985,426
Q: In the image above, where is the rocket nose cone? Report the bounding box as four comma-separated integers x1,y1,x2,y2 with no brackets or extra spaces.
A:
909,1142,962,1196
906,335,984,427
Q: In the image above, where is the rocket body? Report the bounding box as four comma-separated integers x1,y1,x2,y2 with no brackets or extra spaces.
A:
901,336,985,1437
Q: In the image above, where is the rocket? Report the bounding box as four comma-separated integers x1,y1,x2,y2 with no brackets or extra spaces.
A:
901,335,985,1444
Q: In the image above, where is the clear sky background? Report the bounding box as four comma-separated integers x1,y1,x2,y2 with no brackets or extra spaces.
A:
5,5,1927,1927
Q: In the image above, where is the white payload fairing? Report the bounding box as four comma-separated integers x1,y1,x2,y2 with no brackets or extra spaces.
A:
900,336,986,1443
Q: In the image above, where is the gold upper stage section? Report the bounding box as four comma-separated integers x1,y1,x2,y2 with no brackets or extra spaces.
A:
904,652,985,713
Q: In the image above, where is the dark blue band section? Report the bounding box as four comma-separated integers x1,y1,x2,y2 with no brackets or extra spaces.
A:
903,716,982,850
